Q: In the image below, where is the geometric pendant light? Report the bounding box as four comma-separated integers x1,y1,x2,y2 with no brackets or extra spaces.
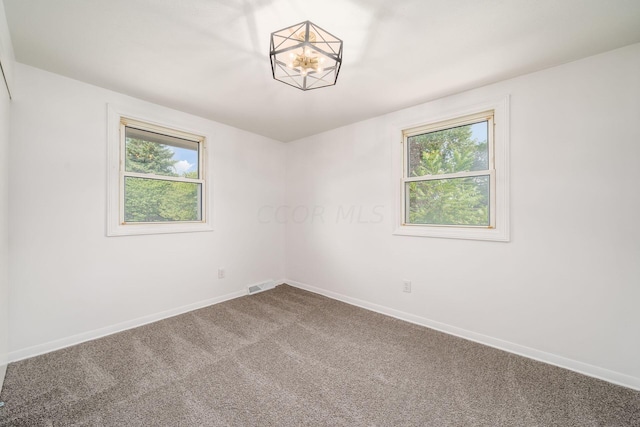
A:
269,21,343,91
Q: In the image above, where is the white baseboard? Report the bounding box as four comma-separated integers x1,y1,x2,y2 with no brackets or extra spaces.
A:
0,363,6,394
285,279,640,391
8,288,251,363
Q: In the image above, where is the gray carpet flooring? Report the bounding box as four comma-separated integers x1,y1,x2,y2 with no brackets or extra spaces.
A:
0,284,639,426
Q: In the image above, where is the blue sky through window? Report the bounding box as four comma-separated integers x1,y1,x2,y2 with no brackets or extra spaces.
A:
470,122,487,143
169,146,198,176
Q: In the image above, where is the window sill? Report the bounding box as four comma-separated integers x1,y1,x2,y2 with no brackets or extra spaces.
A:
107,222,213,237
393,224,509,242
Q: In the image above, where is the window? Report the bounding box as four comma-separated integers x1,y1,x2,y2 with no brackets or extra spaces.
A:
394,97,509,241
107,105,212,236
404,111,494,227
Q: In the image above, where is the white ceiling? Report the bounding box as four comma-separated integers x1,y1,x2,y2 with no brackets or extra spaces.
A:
4,0,640,142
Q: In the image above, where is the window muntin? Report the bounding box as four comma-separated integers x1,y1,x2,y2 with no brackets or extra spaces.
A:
402,111,495,228
120,118,205,225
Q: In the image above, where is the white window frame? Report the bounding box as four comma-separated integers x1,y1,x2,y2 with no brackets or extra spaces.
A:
393,96,510,242
107,104,213,236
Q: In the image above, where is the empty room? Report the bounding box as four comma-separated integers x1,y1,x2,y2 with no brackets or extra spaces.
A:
0,0,639,425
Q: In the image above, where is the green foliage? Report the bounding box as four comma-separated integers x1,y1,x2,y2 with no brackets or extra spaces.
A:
407,177,489,226
125,138,177,176
407,123,489,226
124,138,200,222
124,178,200,222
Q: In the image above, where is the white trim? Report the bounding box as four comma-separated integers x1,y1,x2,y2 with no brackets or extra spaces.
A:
392,96,510,242
8,288,248,363
0,363,6,393
285,279,640,391
122,171,203,184
403,110,494,137
122,117,204,143
106,104,213,236
404,169,491,182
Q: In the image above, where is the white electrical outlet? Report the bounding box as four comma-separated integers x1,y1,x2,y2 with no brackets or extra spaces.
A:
218,268,225,279
403,280,412,293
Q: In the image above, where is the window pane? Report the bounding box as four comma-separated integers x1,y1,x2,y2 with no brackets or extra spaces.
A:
408,121,488,177
125,127,199,178
124,177,202,222
406,175,490,226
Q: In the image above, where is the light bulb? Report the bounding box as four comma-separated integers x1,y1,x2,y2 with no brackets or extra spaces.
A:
320,57,325,63
287,62,293,69
289,53,295,59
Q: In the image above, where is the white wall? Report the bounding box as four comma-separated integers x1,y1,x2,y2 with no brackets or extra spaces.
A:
0,58,9,394
0,0,14,393
8,63,286,360
0,87,8,393
0,0,12,94
285,43,640,389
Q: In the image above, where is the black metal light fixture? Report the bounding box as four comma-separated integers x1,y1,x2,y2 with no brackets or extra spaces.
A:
270,21,343,91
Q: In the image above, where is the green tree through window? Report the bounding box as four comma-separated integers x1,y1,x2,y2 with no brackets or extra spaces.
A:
125,138,176,175
123,128,202,223
404,116,492,227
